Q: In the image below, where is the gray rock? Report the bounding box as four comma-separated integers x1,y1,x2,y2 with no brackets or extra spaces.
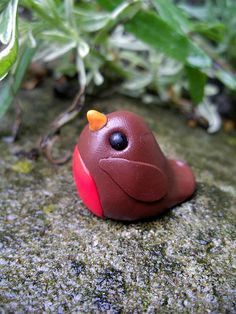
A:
0,85,235,313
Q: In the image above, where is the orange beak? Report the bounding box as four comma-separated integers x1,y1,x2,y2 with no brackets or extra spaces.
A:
87,110,107,131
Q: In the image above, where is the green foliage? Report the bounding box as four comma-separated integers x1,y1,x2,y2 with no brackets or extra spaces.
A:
152,0,192,34
0,0,11,13
125,10,211,68
180,0,236,61
0,47,36,118
186,66,206,105
0,0,236,122
0,0,19,80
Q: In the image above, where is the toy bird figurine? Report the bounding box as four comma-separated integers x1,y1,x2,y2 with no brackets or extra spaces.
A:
73,110,196,221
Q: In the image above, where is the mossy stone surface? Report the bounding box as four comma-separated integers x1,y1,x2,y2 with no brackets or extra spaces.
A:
0,85,235,313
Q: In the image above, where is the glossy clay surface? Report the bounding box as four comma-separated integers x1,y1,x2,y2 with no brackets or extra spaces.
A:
73,111,196,221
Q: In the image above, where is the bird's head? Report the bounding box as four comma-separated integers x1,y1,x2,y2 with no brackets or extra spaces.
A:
79,109,167,170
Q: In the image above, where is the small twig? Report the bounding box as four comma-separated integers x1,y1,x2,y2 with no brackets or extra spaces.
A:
39,85,86,165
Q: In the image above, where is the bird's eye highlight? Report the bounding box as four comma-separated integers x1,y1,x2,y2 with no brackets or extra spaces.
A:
109,132,128,151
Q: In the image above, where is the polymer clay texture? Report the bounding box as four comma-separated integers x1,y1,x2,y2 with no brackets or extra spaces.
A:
73,110,196,221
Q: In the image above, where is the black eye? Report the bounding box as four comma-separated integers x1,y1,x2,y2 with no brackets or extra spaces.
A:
109,132,128,151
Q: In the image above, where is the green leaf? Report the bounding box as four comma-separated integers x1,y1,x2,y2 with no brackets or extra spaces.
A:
178,4,208,20
214,68,236,90
0,46,36,118
193,22,225,42
95,1,140,44
125,10,212,68
97,0,122,11
64,0,75,27
13,46,36,93
0,0,19,80
123,73,153,91
40,30,71,43
35,42,76,62
0,1,13,44
0,0,9,13
74,11,110,32
152,0,192,34
186,66,206,104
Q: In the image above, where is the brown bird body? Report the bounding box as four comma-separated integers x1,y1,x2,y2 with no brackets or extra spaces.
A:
74,110,196,221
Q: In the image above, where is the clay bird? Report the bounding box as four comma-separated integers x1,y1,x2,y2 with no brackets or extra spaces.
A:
73,110,196,221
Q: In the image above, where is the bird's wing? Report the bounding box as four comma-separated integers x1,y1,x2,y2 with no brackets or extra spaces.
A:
99,158,168,202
